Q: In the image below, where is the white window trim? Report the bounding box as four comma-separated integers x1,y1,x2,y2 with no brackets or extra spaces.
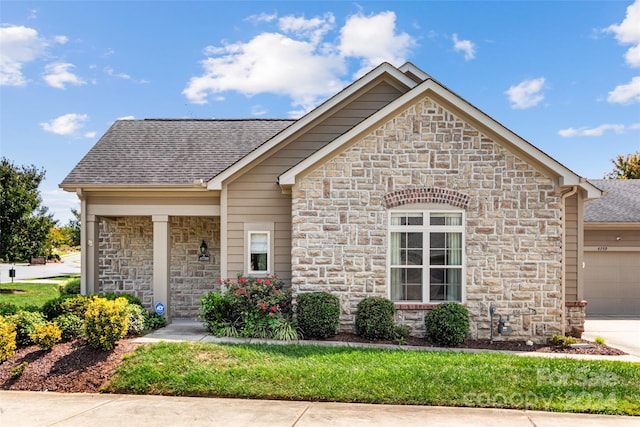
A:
387,208,466,304
244,223,274,277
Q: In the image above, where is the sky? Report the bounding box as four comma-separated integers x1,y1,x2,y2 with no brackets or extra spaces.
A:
1,1,639,225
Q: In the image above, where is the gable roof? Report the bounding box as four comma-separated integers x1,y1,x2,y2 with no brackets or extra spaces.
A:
584,179,640,223
206,62,420,190
278,73,602,199
60,119,293,189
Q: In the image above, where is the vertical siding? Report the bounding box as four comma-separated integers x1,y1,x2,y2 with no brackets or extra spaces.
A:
565,194,579,301
226,81,405,282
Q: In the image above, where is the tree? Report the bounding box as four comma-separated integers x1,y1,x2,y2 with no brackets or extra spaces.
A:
606,152,640,179
0,158,57,262
60,208,81,247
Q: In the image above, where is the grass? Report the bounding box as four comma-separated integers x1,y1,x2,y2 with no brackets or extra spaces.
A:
106,342,640,415
0,282,61,308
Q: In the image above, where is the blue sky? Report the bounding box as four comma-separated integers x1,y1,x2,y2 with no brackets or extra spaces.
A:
1,1,639,224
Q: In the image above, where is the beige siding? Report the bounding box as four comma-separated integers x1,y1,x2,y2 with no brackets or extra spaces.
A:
585,229,640,247
225,81,405,281
565,194,579,301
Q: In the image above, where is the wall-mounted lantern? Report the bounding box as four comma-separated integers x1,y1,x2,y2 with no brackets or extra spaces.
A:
199,240,210,261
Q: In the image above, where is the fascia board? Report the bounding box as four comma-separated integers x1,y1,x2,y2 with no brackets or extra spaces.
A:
207,63,418,190
279,79,597,195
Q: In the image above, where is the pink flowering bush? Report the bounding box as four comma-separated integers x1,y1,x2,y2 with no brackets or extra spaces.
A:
200,276,297,340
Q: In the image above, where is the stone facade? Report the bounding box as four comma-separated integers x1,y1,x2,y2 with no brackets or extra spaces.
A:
291,96,565,342
99,216,221,318
565,301,587,338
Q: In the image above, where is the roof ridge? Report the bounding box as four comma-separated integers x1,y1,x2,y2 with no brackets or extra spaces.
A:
140,118,293,122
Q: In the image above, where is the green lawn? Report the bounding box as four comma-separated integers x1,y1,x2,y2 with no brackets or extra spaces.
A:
106,342,640,415
0,282,61,308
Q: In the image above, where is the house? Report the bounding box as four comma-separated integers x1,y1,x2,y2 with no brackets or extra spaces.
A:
583,179,640,315
60,62,602,342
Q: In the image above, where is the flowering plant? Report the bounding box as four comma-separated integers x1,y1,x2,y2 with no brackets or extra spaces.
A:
201,275,297,340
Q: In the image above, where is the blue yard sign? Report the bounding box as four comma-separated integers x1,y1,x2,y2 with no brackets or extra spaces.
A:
155,302,165,315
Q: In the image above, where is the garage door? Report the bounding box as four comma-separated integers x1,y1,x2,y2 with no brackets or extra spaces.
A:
584,251,640,315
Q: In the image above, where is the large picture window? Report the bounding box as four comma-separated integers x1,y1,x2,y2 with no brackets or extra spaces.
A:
389,211,464,303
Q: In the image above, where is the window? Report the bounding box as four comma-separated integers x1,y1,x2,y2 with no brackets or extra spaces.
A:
389,211,464,303
248,231,270,275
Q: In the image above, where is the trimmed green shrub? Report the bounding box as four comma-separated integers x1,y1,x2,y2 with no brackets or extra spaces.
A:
61,294,96,318
296,292,340,339
29,322,62,350
143,311,166,330
54,313,84,341
355,297,396,340
9,310,47,346
61,278,81,295
424,303,470,346
199,291,235,334
550,334,577,348
84,297,129,351
126,304,146,336
0,316,17,362
0,302,18,316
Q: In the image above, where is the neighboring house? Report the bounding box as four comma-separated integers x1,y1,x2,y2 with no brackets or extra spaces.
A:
60,62,602,342
583,179,640,315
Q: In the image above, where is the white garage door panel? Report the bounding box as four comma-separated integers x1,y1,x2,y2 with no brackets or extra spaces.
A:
584,252,640,315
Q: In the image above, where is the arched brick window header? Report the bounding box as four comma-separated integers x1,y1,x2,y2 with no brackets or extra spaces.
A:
383,188,470,210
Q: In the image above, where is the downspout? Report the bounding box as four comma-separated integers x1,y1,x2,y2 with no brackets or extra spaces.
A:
560,186,578,336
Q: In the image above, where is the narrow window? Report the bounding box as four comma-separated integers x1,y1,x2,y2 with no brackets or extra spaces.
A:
249,231,269,274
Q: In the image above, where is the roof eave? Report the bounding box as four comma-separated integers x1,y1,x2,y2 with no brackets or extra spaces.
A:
207,62,419,191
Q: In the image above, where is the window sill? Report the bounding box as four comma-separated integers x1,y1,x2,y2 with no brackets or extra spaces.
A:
395,303,464,310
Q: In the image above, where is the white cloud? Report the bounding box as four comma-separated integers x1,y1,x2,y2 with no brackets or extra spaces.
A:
116,115,136,121
40,113,90,136
339,11,415,77
606,0,640,67
607,75,640,104
558,123,626,137
104,66,149,84
251,105,268,116
43,62,85,89
452,33,476,60
505,77,546,109
183,11,416,115
42,188,80,225
84,131,97,138
54,35,68,45
0,25,48,86
245,13,278,25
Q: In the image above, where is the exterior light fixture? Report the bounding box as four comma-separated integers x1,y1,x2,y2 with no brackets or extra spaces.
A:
199,240,210,261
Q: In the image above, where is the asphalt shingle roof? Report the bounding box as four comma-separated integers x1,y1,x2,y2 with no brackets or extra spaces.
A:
61,119,294,186
584,179,640,223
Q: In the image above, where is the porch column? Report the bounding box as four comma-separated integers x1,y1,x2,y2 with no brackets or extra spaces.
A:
152,215,171,322
81,213,99,295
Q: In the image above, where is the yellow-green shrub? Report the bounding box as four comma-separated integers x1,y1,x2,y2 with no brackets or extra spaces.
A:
0,316,17,362
84,297,129,351
29,322,62,350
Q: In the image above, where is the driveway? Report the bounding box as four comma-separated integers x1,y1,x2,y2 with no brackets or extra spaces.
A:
582,316,640,357
0,253,80,283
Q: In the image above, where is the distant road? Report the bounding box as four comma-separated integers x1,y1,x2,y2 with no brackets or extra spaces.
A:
0,253,80,283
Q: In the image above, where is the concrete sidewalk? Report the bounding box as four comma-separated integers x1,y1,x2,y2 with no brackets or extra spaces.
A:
1,391,638,427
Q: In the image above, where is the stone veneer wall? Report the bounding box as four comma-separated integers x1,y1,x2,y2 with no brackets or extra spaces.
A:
291,96,565,343
99,216,221,318
565,301,587,338
170,216,221,318
99,216,154,307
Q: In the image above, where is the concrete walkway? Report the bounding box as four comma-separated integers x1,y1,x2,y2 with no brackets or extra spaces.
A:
1,390,638,427
2,320,639,426
583,315,640,357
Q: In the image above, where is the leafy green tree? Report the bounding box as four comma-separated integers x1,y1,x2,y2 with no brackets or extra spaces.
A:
0,158,57,262
63,208,81,247
606,152,640,179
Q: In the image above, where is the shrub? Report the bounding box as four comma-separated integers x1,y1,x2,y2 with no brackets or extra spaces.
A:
550,334,577,348
54,313,84,341
199,291,235,334
143,311,166,330
29,322,62,350
61,278,81,295
61,294,96,318
355,297,396,340
103,292,143,307
42,296,72,320
296,292,340,339
0,316,17,362
595,336,606,345
84,297,129,351
9,310,47,347
424,303,470,346
126,304,146,336
0,302,18,316
11,361,28,379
